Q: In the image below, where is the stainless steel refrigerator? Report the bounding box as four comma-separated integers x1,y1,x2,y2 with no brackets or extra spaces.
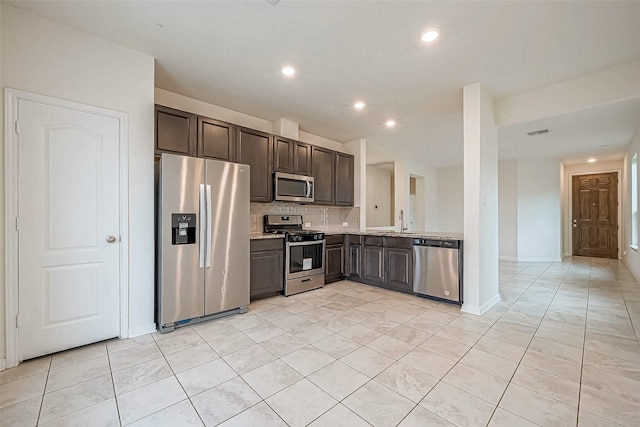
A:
156,153,250,332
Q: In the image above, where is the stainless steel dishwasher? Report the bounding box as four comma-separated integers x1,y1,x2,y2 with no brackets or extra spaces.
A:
413,239,463,305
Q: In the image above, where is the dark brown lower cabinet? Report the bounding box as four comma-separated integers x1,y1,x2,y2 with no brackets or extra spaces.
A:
345,235,414,294
362,245,385,285
325,235,345,283
384,247,413,293
250,239,284,300
348,243,362,278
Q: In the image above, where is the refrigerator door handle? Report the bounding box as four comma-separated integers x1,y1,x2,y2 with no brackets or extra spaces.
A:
205,184,213,268
199,184,206,268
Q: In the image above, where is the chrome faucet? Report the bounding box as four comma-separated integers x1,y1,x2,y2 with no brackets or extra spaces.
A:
399,209,408,233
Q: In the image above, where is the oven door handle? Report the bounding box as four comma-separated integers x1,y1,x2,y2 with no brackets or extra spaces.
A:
287,240,325,247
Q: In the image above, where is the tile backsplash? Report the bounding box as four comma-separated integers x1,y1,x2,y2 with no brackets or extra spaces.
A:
250,202,360,232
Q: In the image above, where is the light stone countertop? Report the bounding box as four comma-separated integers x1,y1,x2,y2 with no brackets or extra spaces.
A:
249,233,285,240
315,229,463,241
250,230,463,241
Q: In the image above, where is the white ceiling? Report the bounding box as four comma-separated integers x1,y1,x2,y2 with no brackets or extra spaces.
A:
7,0,640,168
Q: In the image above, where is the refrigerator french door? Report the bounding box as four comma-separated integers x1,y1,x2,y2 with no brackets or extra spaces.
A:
157,153,250,332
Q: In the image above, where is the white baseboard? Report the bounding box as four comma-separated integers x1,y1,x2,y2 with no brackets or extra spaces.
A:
500,256,564,262
461,304,481,315
0,358,6,371
479,294,502,313
128,323,157,338
461,293,501,316
517,257,562,262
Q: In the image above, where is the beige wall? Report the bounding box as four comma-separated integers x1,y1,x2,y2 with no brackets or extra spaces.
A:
517,158,562,261
437,166,464,233
623,130,640,281
1,5,156,365
498,160,518,259
366,166,392,227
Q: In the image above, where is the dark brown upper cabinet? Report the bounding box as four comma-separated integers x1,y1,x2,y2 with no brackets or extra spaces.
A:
335,152,354,206
197,116,236,162
155,105,196,156
293,141,312,176
311,146,335,205
236,127,273,202
274,137,312,176
273,136,295,173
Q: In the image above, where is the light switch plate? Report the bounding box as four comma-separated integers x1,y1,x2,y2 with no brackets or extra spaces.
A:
304,222,311,228
342,222,348,227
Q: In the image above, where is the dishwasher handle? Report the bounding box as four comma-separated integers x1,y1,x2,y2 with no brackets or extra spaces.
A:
413,239,460,249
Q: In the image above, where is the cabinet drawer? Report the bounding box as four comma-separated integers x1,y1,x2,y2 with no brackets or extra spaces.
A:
363,236,383,247
250,239,284,252
348,235,362,244
385,237,413,250
325,235,344,245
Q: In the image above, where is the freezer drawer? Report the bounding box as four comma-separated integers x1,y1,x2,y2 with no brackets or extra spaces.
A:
413,240,461,304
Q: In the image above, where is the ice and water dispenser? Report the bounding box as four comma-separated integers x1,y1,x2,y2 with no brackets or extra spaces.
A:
171,213,196,245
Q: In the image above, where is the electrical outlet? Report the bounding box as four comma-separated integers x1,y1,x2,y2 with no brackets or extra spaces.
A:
342,222,348,227
304,222,311,228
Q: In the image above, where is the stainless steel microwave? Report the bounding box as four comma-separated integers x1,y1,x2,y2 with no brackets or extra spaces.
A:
274,172,314,203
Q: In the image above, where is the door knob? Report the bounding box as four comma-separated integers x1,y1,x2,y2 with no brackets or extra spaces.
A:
106,236,118,243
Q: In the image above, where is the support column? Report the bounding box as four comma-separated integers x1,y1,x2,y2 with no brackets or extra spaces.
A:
345,139,367,230
462,83,500,315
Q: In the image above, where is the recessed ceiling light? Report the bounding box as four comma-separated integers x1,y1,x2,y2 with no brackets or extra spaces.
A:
386,120,396,128
354,101,365,110
281,65,296,77
420,27,441,43
587,158,597,163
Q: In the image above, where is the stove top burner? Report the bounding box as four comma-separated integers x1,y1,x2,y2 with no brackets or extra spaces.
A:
263,214,324,242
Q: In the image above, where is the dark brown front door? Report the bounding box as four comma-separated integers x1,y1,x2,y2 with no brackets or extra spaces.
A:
572,172,618,258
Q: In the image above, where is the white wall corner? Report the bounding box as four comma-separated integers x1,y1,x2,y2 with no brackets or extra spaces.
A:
0,358,6,371
345,138,367,229
273,118,299,139
128,323,157,338
462,293,501,316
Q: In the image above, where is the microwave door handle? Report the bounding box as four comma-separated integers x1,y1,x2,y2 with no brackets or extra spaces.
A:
306,180,311,198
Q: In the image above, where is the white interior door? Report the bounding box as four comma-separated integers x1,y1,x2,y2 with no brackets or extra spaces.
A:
18,99,121,360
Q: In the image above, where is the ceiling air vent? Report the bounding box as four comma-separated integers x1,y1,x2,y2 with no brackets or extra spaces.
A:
527,129,549,136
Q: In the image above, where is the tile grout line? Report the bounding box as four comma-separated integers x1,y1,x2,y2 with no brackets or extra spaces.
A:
573,257,593,427
34,356,52,427
105,345,124,427
485,259,584,426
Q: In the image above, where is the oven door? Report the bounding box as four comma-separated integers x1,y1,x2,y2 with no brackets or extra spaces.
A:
286,240,325,280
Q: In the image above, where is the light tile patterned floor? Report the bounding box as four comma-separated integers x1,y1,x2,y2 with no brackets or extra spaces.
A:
2,256,640,426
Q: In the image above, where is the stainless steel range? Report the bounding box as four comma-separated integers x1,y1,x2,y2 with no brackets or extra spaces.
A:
264,215,325,296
